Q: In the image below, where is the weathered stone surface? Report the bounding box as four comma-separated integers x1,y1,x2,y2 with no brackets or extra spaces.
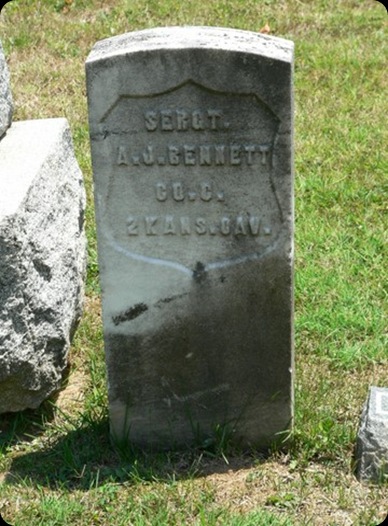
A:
0,40,13,138
0,118,87,413
86,27,294,450
356,386,388,482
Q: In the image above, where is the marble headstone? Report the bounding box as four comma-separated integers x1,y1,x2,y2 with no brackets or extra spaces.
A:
86,26,294,450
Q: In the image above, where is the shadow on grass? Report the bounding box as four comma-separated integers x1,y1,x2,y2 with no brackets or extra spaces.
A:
0,363,77,448
0,403,56,449
4,417,117,491
3,413,265,491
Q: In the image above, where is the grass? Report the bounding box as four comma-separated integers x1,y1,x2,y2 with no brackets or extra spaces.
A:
0,0,387,524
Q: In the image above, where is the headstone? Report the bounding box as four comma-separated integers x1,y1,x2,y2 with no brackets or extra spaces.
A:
0,40,13,138
86,26,294,450
356,386,388,482
0,118,87,413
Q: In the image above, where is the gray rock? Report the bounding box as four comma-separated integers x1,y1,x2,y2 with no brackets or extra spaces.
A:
0,118,87,413
86,27,294,450
0,40,13,139
356,386,388,482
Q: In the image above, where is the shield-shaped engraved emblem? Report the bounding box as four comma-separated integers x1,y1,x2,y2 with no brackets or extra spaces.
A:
98,80,283,274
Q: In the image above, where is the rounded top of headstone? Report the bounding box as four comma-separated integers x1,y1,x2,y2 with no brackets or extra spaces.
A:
87,26,294,66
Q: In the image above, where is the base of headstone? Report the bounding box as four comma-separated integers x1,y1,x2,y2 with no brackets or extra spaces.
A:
355,386,388,483
0,118,87,413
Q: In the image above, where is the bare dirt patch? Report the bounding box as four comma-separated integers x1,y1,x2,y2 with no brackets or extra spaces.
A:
55,369,87,415
203,458,388,525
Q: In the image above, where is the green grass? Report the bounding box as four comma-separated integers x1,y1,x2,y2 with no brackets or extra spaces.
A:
1,0,387,524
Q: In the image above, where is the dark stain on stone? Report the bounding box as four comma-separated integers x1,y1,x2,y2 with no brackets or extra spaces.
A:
155,292,188,307
193,261,206,283
112,303,148,325
158,297,174,305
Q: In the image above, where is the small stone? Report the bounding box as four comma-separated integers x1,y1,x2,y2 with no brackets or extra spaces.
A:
356,386,388,482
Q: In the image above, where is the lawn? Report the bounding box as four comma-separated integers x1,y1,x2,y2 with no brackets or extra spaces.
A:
0,0,387,524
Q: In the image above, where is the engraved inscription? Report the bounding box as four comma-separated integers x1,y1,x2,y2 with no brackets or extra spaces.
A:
127,215,270,237
144,109,225,131
102,81,282,268
155,182,225,203
117,143,271,167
